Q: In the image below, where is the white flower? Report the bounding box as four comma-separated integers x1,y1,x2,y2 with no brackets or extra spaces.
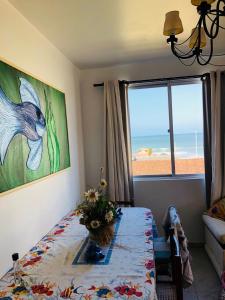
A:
105,211,114,223
90,220,101,229
84,189,99,203
109,201,114,208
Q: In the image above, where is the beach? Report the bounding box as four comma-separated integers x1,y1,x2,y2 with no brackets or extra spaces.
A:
132,158,204,176
131,133,205,175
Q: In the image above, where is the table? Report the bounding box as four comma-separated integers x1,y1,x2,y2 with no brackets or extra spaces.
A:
0,207,157,299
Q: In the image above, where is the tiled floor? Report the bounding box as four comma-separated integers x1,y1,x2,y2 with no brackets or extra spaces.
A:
184,247,221,300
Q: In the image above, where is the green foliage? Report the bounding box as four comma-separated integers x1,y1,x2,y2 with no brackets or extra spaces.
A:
44,90,60,173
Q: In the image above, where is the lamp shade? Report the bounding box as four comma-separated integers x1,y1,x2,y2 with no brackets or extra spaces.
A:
191,0,216,6
163,11,183,36
189,27,207,48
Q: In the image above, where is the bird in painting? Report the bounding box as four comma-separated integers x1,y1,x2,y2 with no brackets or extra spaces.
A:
0,77,46,170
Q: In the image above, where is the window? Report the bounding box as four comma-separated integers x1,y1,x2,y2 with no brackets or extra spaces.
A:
128,79,205,177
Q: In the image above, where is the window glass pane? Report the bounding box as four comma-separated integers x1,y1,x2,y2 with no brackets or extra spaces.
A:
171,83,205,174
128,86,171,176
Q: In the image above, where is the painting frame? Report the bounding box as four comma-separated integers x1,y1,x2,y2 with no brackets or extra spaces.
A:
0,57,71,195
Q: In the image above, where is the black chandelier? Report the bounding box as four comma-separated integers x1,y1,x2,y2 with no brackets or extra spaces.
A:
163,0,225,66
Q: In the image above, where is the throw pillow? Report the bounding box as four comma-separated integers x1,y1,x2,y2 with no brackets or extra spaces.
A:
207,198,225,221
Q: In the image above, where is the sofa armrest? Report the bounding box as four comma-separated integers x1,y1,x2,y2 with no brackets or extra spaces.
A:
203,214,225,246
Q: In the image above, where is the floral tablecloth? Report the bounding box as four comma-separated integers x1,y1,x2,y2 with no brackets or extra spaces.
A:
0,207,157,300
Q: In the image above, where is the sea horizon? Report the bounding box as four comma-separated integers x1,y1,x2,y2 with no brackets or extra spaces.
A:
131,132,203,138
131,132,204,159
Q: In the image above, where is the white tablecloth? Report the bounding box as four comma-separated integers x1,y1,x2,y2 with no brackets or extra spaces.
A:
0,207,157,300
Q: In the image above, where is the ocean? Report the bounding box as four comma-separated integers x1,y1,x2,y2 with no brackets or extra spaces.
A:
131,133,204,159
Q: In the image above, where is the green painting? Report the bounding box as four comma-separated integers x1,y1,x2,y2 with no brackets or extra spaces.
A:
0,59,70,193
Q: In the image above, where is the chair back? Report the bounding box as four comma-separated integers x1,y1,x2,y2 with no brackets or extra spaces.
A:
169,228,183,300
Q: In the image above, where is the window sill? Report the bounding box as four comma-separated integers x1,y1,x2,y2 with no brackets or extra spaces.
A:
133,174,205,182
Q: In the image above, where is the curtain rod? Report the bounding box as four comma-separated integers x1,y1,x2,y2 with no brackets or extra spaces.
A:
93,73,209,87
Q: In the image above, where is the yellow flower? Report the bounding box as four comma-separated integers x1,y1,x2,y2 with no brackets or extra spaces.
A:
84,189,99,203
105,211,114,223
100,179,107,189
75,209,83,216
90,220,101,229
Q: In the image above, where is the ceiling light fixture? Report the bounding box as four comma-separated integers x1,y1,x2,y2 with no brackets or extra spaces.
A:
163,0,225,66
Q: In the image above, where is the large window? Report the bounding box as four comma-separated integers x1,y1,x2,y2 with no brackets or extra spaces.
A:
128,79,205,177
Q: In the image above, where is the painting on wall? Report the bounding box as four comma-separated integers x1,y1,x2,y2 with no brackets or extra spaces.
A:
0,59,70,193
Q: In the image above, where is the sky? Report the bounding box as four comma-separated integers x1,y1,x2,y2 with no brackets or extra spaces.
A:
128,83,204,137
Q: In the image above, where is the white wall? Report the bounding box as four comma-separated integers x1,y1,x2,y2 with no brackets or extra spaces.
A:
80,55,225,243
0,0,85,277
134,177,205,242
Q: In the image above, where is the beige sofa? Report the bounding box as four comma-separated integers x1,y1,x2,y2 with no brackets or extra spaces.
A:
203,214,225,277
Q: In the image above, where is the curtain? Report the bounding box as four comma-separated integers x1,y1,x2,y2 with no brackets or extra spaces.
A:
103,80,134,206
202,73,212,208
221,72,225,199
203,71,225,208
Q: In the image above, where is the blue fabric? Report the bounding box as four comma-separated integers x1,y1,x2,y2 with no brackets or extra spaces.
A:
155,251,170,260
72,217,122,265
152,218,158,238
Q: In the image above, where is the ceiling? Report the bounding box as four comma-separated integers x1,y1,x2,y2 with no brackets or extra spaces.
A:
9,0,225,69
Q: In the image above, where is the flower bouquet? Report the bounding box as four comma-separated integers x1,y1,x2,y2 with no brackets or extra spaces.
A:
77,169,117,246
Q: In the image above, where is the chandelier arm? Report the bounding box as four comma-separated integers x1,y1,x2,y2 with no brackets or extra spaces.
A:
197,38,214,65
210,0,225,15
211,0,225,31
197,22,202,49
209,9,225,16
171,42,196,59
175,47,197,59
174,45,196,56
202,0,224,39
176,20,200,46
217,0,225,11
197,55,210,65
174,27,199,56
171,22,199,59
202,13,220,39
207,15,225,29
211,14,220,37
178,56,197,67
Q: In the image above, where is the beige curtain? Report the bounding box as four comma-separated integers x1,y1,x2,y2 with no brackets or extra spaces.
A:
211,71,222,204
103,80,134,205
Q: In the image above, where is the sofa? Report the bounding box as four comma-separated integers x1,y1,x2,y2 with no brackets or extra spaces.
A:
203,214,225,277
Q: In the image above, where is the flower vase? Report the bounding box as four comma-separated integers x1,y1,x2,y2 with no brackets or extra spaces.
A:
89,224,114,246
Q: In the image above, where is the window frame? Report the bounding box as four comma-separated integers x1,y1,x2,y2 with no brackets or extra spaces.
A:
128,78,204,178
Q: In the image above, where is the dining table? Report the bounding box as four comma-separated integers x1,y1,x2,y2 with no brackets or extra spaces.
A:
0,207,157,300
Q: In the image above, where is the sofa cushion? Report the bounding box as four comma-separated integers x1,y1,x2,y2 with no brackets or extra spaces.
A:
203,214,225,244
